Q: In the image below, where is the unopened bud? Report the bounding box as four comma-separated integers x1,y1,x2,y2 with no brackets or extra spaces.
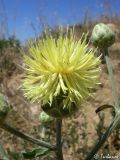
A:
39,111,53,124
91,23,115,48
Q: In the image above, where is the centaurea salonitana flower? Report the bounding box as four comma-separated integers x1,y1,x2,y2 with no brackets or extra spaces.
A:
22,28,101,118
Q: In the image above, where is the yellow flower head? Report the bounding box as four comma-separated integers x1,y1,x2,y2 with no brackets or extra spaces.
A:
22,28,100,114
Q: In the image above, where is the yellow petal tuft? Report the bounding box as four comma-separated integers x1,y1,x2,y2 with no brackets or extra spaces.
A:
22,28,101,110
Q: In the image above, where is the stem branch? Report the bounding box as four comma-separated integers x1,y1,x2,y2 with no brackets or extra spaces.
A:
86,48,120,159
1,123,56,150
103,48,119,109
85,119,111,159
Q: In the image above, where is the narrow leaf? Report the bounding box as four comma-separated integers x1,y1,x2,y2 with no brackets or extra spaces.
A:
96,104,114,113
0,144,9,160
22,147,50,159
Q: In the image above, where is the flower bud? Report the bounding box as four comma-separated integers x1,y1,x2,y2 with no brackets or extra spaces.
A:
39,111,53,124
91,23,115,48
0,93,10,126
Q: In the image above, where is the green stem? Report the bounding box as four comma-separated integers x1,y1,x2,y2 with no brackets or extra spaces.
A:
103,48,119,109
56,119,64,160
1,123,56,150
85,48,120,160
85,112,120,160
85,122,112,160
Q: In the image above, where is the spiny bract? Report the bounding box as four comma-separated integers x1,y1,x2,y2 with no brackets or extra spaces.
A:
22,28,100,112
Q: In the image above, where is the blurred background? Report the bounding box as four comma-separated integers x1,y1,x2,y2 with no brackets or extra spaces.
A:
0,0,120,160
0,0,120,41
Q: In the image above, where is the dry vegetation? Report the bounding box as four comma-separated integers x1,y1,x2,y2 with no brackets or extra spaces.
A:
0,16,120,160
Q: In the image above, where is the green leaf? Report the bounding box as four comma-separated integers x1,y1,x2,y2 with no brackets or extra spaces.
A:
95,104,114,113
22,147,50,159
0,144,9,160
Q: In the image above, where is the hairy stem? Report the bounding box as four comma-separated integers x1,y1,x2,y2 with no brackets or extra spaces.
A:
56,119,64,160
85,48,120,160
1,123,56,150
104,48,119,109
